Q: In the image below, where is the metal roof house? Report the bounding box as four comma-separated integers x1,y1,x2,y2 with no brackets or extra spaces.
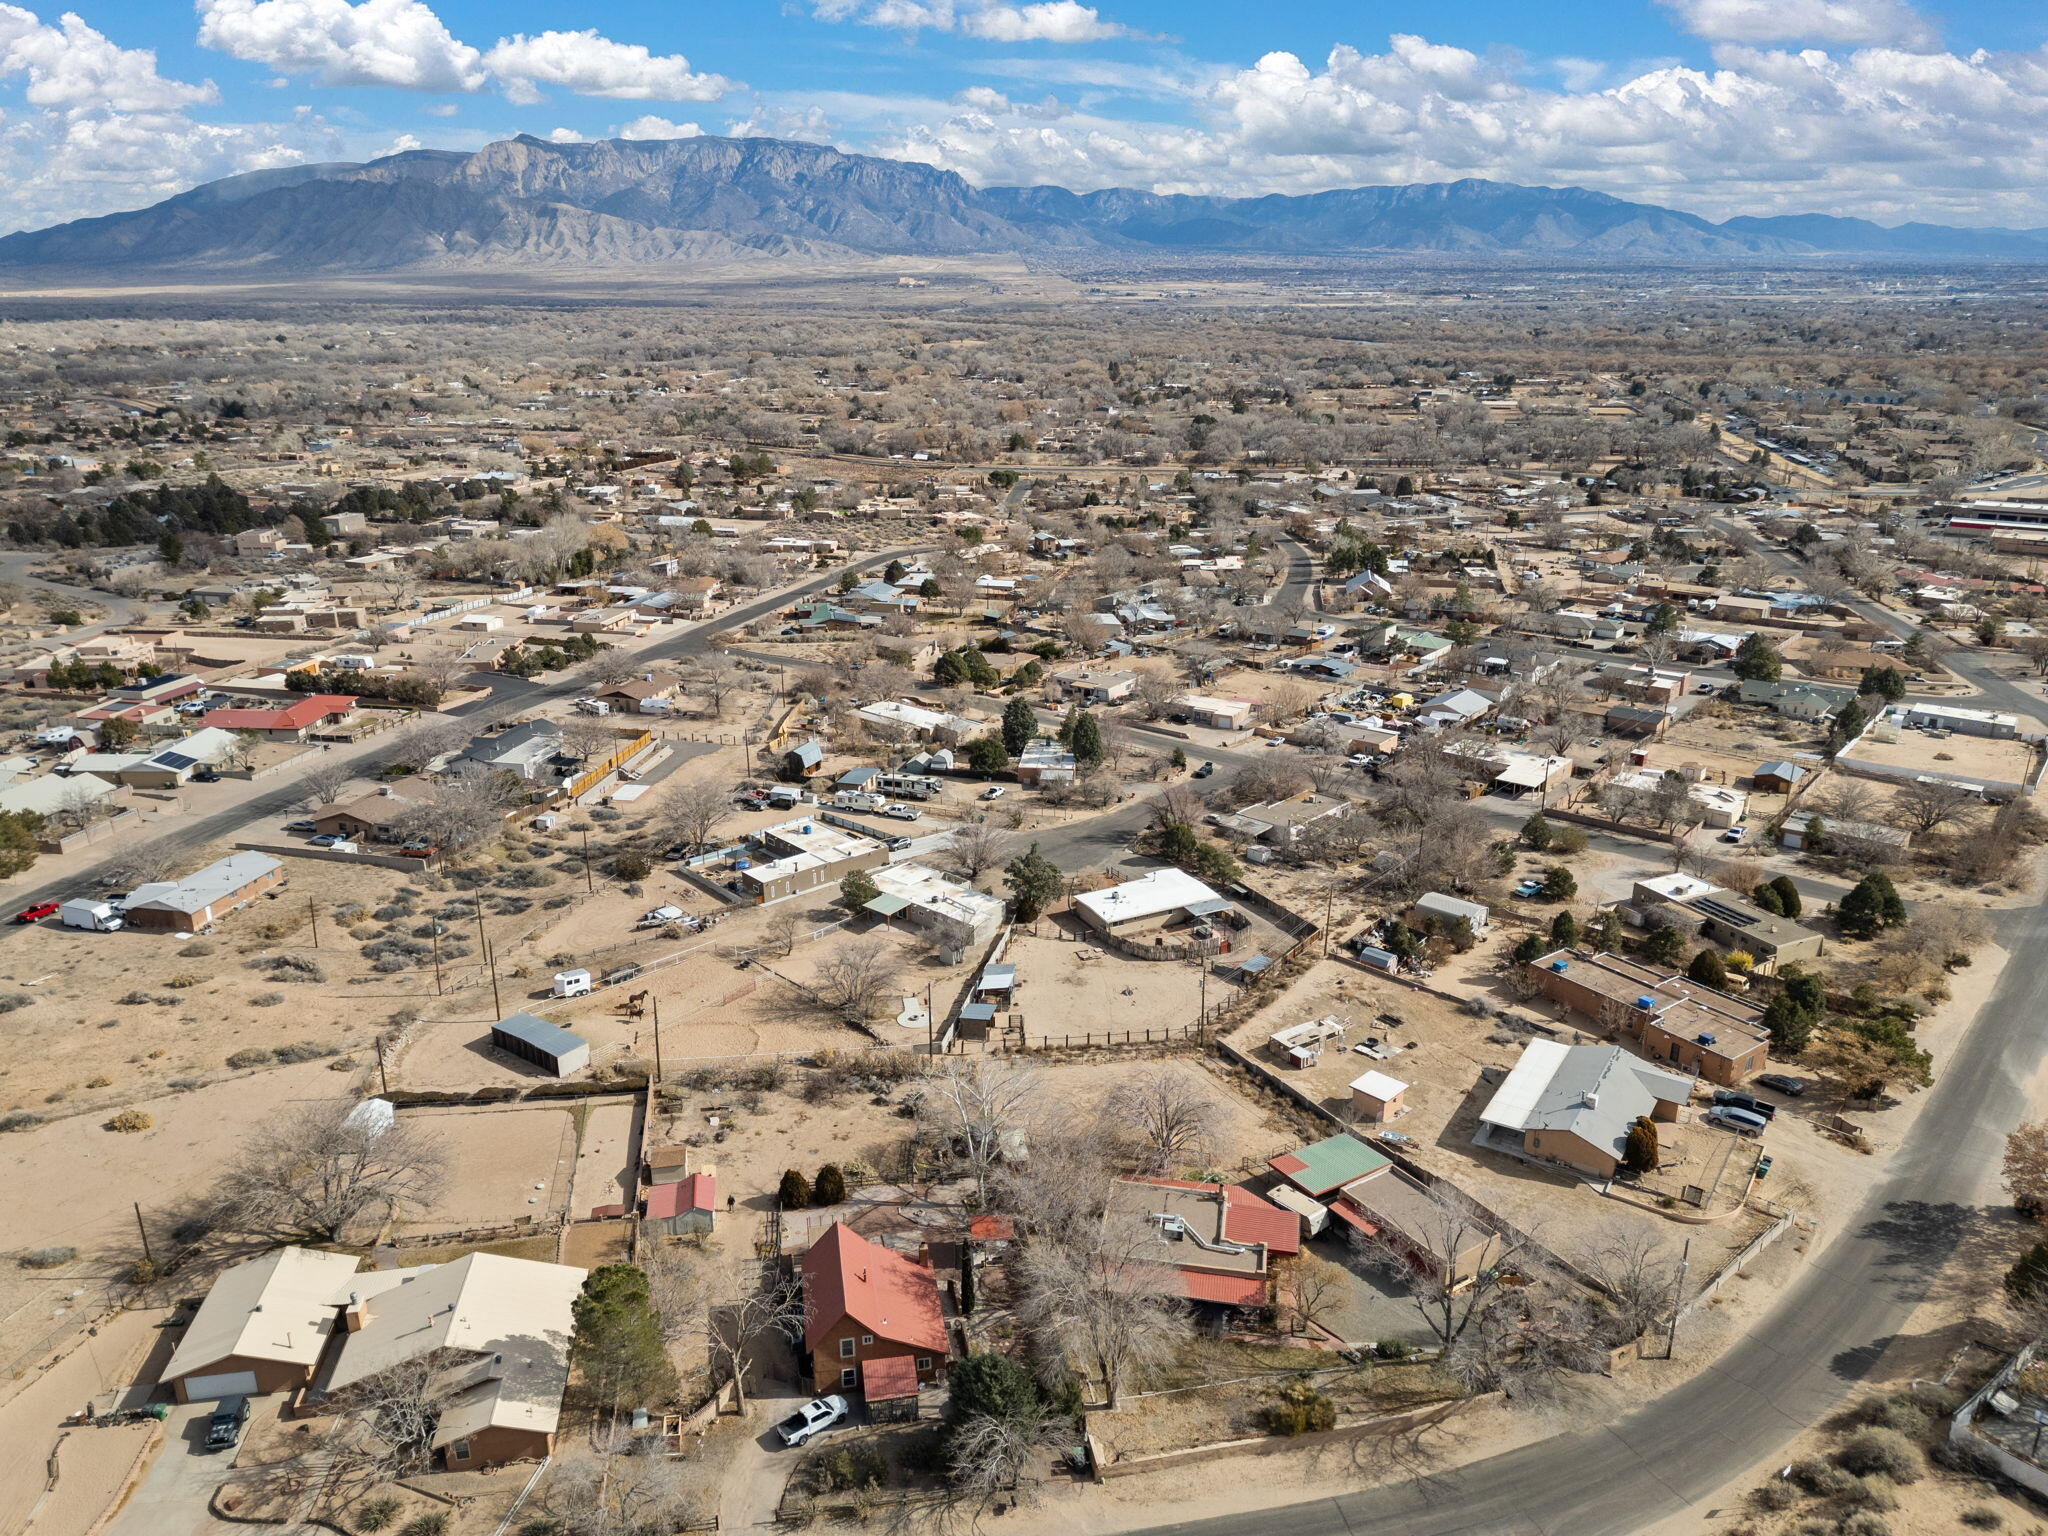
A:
123,851,283,932
1477,1039,1694,1181
489,1013,590,1077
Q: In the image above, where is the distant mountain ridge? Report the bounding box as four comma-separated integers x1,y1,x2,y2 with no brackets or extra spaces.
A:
1,132,2041,273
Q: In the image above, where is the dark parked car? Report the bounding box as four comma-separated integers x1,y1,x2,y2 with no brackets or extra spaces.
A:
1192,761,1215,779
1755,1073,1806,1098
1712,1090,1776,1121
204,1395,251,1452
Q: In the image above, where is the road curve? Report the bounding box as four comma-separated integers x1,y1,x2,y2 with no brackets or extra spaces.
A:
1134,889,2047,1536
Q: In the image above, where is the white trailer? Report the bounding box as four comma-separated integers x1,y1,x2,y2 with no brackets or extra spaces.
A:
60,898,124,932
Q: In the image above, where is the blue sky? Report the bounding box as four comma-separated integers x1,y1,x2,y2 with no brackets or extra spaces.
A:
1,0,2044,233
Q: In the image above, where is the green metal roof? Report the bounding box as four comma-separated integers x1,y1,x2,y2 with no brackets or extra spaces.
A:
1269,1133,1391,1196
864,893,912,917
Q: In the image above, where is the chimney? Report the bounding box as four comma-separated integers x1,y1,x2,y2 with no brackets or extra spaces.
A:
342,1291,369,1332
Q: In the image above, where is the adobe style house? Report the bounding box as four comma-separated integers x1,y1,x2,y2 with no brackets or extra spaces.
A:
800,1224,948,1399
1268,1134,1500,1292
161,1247,584,1469
1526,949,1770,1086
1477,1040,1695,1179
1100,1176,1299,1310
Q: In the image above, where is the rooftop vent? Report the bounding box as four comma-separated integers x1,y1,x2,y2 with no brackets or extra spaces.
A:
1550,959,1568,972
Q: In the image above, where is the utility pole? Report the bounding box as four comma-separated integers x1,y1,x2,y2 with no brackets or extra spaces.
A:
1322,878,1335,958
308,899,320,949
133,1202,153,1266
374,1037,390,1096
485,938,503,1018
1665,1236,1692,1359
430,925,443,995
926,981,935,1055
581,830,595,893
651,996,664,1085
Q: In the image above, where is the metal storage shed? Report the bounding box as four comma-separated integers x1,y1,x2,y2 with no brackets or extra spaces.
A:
489,1013,590,1077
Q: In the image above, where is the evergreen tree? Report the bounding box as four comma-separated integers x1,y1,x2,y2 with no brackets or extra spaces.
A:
1591,910,1625,953
964,735,1011,774
1000,696,1037,756
1731,633,1782,682
812,1164,848,1207
1067,709,1105,766
1549,910,1579,948
1004,844,1063,922
958,1242,977,1315
1622,1117,1660,1176
1868,870,1906,927
1751,881,1786,916
1781,968,1827,1019
1861,666,1907,703
839,869,881,911
777,1169,812,1209
1769,875,1802,918
570,1265,677,1411
945,1353,1040,1429
883,559,906,585
1538,865,1577,901
1838,876,1886,939
1511,933,1547,966
1521,812,1554,850
1687,948,1729,987
1824,700,1867,757
1643,923,1684,967
1762,994,1813,1054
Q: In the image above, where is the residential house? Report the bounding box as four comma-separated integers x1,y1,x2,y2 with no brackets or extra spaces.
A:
1174,695,1256,730
854,700,977,744
737,818,887,904
1603,703,1670,738
1632,881,1824,970
460,721,567,784
1477,1040,1695,1179
1739,679,1854,721
1014,738,1077,786
1268,1135,1500,1291
594,671,682,715
162,1246,585,1468
1047,667,1138,705
1524,949,1770,1085
1101,1177,1299,1311
123,851,284,932
73,727,237,789
1071,867,1227,939
863,863,1006,948
800,1224,948,1398
312,783,430,843
1215,792,1352,845
201,694,356,740
1416,688,1493,729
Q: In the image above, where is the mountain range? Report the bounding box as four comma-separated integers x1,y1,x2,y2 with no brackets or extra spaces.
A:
2,133,2042,273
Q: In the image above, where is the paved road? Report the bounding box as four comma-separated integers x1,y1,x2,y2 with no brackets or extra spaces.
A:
1137,884,2047,1536
0,548,927,936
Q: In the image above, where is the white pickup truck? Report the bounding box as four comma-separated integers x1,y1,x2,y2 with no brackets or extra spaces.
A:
775,1394,849,1448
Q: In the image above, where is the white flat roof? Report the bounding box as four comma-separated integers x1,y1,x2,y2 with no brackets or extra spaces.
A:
1349,1071,1409,1100
1073,867,1221,926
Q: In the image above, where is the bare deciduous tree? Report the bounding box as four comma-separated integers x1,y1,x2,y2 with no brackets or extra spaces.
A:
810,936,902,1025
1888,778,1983,836
763,907,806,958
1016,1215,1189,1408
528,1437,706,1535
1106,1067,1224,1174
209,1100,446,1243
1284,1252,1350,1340
296,761,354,812
660,782,731,854
945,820,1015,883
918,1057,1039,1206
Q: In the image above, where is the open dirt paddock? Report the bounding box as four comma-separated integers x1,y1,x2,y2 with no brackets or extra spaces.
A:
0,1067,351,1383
394,1104,579,1236
1002,928,1208,1046
568,1098,639,1219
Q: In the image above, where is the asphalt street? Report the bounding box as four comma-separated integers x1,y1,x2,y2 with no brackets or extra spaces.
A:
0,547,928,934
1135,877,2048,1536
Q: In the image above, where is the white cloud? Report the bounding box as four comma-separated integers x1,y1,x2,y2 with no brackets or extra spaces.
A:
813,0,1134,43
1657,0,1936,49
878,35,2048,225
380,131,421,154
724,103,836,142
615,114,703,140
195,1,738,104
482,30,731,106
546,125,584,142
195,0,486,91
0,5,217,113
421,100,457,115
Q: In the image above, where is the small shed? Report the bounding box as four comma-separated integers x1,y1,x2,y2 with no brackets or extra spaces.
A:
974,963,1017,999
955,1001,997,1040
643,1172,716,1237
489,1012,590,1077
782,739,824,780
1349,1071,1410,1124
860,1355,922,1423
1350,943,1399,973
1752,760,1809,794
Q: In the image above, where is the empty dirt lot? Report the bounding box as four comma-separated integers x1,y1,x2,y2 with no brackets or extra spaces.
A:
393,1103,579,1236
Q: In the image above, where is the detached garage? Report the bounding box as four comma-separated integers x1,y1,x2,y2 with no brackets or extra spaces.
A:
490,1012,591,1077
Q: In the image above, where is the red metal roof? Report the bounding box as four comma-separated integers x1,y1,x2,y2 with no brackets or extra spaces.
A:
201,694,355,731
859,1354,921,1402
801,1223,947,1356
1176,1269,1269,1307
1222,1185,1301,1256
1328,1201,1379,1237
643,1173,715,1219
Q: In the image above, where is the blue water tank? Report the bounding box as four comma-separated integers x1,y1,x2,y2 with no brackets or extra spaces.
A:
1550,959,1568,972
